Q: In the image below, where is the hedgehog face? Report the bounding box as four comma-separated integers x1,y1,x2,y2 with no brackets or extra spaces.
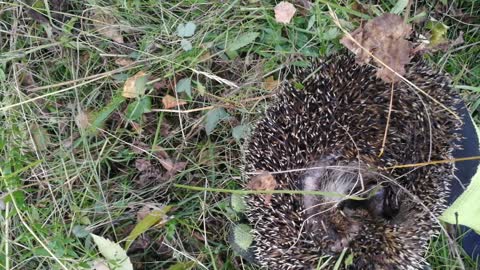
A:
300,164,400,254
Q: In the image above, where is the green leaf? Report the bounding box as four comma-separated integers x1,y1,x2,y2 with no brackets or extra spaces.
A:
112,73,129,82
306,15,315,31
125,96,152,121
62,17,78,34
32,247,50,257
125,206,172,250
205,108,230,135
390,0,409,14
0,67,5,81
232,124,249,141
333,248,348,270
177,21,197,38
344,253,354,267
426,20,449,47
72,225,89,238
230,194,247,213
167,261,195,270
4,191,26,209
233,224,253,250
226,32,259,52
454,85,480,92
176,78,192,97
30,123,50,151
91,234,133,270
322,28,339,40
195,81,206,96
180,39,192,51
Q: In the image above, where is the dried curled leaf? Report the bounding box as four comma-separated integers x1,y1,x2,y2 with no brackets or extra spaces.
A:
75,110,90,129
341,13,412,83
115,58,134,66
274,1,296,24
262,76,279,91
162,94,187,109
247,172,277,205
122,71,147,98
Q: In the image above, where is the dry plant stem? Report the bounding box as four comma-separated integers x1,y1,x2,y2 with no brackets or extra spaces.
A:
403,0,412,22
388,155,480,169
378,83,395,157
327,6,460,121
334,120,365,192
242,155,480,177
150,94,273,114
162,242,209,270
172,68,187,146
4,202,9,270
27,60,148,92
151,106,215,114
174,184,364,200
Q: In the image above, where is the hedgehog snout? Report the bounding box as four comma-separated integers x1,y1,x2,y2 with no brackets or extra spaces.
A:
327,216,361,254
304,207,362,255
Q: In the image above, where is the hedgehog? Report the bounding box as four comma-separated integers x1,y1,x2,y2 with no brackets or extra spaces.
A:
242,53,462,270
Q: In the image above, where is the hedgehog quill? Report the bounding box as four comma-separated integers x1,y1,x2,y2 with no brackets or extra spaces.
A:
241,54,462,270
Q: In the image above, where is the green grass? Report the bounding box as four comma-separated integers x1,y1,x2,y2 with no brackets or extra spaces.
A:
0,0,479,269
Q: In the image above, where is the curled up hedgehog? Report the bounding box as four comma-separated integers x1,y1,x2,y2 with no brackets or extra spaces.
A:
232,53,467,269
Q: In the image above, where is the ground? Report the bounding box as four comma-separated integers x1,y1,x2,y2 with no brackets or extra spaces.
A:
0,1,479,269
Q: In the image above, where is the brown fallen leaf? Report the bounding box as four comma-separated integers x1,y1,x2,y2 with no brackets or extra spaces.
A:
151,145,169,159
135,158,152,172
199,51,212,62
153,80,171,91
136,204,165,221
262,76,279,91
18,65,38,90
131,140,168,158
159,158,187,173
274,1,297,24
162,94,187,109
75,110,90,129
122,71,147,98
246,172,277,205
115,58,134,66
340,13,412,83
91,10,124,43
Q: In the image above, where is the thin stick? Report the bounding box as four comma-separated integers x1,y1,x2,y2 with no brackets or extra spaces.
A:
151,106,215,114
174,184,364,200
388,156,480,169
4,202,9,270
378,83,395,157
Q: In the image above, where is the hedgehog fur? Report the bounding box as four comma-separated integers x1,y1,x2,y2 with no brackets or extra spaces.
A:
243,53,462,270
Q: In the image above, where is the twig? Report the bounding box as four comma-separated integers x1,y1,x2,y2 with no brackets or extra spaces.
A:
378,83,395,157
388,156,480,169
174,184,364,200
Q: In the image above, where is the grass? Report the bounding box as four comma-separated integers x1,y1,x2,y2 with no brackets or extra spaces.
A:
0,0,479,269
